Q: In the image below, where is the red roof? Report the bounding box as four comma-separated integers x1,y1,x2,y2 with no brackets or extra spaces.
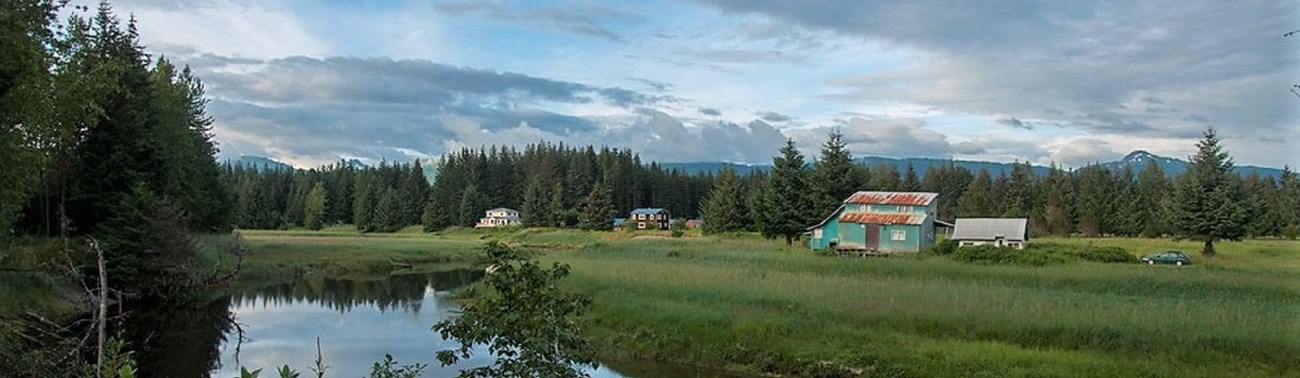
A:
845,191,937,206
839,212,926,225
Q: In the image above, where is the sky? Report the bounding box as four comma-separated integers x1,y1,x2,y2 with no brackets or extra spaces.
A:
81,0,1299,168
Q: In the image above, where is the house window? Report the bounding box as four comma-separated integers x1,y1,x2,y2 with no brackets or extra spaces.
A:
898,206,912,213
813,229,823,239
891,230,907,241
638,222,646,229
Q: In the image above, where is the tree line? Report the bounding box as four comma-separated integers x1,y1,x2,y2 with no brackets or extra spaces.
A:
2,1,235,299
225,127,1299,253
223,143,717,232
700,128,1300,254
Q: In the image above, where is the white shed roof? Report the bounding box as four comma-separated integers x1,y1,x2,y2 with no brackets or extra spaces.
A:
951,218,1028,241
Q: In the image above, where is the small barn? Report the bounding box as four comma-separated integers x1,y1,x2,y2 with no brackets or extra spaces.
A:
629,208,671,230
808,191,939,254
951,218,1028,249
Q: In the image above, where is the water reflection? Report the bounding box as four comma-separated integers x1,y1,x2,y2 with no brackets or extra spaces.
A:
128,269,739,377
228,269,483,314
215,269,487,377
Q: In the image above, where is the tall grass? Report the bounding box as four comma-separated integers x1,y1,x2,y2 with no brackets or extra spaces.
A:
527,234,1300,377
235,232,488,279
210,229,1300,377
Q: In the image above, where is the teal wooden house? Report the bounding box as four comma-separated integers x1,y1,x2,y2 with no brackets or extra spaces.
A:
807,191,939,253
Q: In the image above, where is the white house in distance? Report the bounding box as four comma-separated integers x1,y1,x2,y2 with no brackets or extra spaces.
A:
476,208,521,228
951,218,1029,249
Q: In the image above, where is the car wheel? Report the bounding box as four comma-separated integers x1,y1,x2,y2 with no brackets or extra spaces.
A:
1176,261,1183,266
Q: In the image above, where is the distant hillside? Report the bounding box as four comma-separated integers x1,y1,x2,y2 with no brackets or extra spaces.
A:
856,156,1051,178
1100,150,1284,178
656,162,770,175
660,157,1048,177
226,155,292,171
659,150,1286,179
236,150,1286,181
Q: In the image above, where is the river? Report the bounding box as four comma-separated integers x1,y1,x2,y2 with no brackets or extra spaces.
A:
125,269,740,377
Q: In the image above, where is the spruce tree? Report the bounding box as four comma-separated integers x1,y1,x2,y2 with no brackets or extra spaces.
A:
549,182,567,227
1076,165,1115,237
810,129,855,216
402,160,430,225
303,182,327,230
700,166,747,234
1280,167,1300,238
1043,164,1074,236
1135,159,1168,237
577,181,613,231
353,175,376,231
958,168,994,217
868,163,901,191
375,187,404,232
459,184,488,227
760,139,814,245
1171,128,1246,256
1111,166,1139,236
521,180,548,227
421,198,439,232
901,163,921,192
1243,173,1281,237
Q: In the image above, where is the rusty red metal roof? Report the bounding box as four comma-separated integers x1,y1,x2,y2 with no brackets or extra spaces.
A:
845,191,938,206
839,212,927,225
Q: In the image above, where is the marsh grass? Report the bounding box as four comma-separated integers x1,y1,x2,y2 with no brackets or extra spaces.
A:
522,233,1300,377
234,231,487,279
58,228,1296,377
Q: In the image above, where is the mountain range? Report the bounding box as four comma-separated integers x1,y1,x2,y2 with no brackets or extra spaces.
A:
225,155,367,172
659,150,1287,179
232,150,1288,180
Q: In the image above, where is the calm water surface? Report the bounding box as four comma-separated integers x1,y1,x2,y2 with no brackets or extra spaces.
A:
127,269,739,377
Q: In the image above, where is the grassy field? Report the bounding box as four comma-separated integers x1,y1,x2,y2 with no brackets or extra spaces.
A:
230,228,489,279
228,228,1300,377
6,229,1298,376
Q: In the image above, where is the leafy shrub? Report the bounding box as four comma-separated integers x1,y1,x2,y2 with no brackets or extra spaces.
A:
1067,246,1137,263
951,246,1067,266
1028,243,1137,264
921,239,957,256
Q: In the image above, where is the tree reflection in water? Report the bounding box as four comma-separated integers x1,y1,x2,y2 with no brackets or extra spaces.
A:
127,269,482,377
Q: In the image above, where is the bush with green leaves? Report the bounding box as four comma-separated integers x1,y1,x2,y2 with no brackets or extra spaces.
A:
921,239,958,256
434,241,597,377
951,245,1068,266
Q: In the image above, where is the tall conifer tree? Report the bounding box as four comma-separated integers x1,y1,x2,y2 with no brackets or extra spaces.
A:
760,139,814,245
701,166,747,234
1171,128,1246,256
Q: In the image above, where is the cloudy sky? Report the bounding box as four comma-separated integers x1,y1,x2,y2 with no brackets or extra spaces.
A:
86,0,1298,168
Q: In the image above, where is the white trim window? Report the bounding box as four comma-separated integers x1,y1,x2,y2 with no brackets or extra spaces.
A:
891,230,907,241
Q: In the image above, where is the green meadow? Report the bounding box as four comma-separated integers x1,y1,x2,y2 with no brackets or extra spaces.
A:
4,229,1296,376
228,229,1300,377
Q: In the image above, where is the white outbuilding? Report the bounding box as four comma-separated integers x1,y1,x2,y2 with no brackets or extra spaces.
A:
951,218,1029,249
